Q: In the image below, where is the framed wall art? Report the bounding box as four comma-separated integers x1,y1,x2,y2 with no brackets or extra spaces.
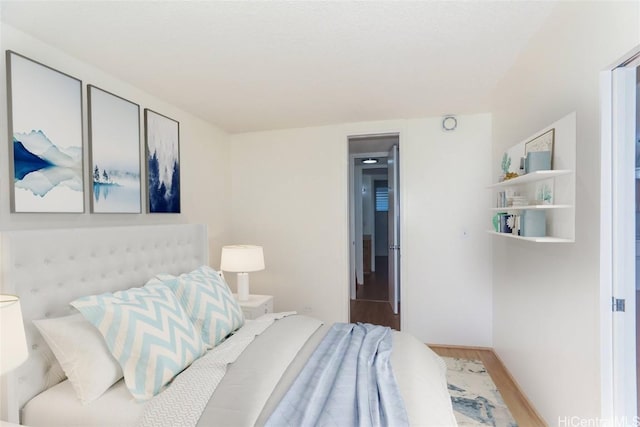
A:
6,51,84,213
145,109,180,213
88,85,141,213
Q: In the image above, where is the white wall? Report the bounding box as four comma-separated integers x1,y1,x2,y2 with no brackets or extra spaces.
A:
229,114,493,346
0,25,231,265
403,114,493,346
491,2,639,423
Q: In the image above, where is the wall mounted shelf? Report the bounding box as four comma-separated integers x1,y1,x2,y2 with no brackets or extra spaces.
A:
489,204,573,212
486,230,574,243
487,170,572,189
489,113,576,243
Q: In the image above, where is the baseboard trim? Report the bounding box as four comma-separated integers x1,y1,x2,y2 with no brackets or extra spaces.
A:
490,348,547,426
427,343,493,351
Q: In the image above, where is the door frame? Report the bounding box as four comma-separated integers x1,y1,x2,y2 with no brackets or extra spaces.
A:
600,45,640,422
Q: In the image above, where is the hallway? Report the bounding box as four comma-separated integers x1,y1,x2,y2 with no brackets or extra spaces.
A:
350,299,400,330
356,256,389,301
351,256,399,330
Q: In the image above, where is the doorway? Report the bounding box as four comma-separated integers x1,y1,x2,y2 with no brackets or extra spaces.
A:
348,134,400,330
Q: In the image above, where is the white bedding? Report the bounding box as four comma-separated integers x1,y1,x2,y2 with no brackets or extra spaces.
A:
22,315,456,427
22,379,142,427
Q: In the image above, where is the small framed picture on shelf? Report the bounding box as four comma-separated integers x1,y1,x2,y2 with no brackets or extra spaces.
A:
535,181,553,205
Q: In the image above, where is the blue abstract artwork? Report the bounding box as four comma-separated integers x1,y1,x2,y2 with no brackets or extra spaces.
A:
89,86,141,213
7,52,84,212
145,110,180,213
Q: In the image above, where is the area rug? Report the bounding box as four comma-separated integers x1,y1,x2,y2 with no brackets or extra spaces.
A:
443,357,518,427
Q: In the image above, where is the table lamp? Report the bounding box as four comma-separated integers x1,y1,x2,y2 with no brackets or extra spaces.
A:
220,245,265,302
1,294,28,374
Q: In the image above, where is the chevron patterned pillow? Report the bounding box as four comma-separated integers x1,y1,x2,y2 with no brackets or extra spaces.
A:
71,284,209,401
156,266,244,347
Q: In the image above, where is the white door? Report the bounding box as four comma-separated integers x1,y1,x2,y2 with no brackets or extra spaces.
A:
387,145,400,315
355,164,364,286
612,66,637,419
349,154,355,299
607,65,637,421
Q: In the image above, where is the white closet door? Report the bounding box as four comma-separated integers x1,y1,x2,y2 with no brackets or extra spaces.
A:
611,65,637,421
387,145,400,315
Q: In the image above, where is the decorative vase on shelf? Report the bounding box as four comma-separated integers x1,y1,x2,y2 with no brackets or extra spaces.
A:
525,151,552,173
500,153,511,182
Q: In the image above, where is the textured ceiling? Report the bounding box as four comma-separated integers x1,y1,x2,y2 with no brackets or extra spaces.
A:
0,1,556,134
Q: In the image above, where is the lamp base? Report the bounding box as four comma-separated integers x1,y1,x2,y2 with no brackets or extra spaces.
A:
237,272,250,301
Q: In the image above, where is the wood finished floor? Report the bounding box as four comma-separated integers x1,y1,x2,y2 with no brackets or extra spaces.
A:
351,255,400,329
350,299,400,330
356,256,389,301
430,345,547,427
351,256,554,424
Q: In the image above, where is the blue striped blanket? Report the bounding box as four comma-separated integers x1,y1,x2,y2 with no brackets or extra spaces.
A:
265,322,409,427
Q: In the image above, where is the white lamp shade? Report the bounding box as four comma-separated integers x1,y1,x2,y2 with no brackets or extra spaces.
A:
1,295,28,374
220,245,265,273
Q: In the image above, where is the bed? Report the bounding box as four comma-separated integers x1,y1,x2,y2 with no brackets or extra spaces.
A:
0,224,456,426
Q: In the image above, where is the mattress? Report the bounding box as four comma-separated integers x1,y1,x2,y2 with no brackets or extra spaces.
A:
21,378,142,427
22,315,456,427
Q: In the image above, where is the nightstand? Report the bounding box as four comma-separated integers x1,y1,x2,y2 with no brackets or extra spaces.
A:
234,294,273,320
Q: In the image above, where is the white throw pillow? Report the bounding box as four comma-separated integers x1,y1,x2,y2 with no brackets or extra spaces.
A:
33,313,123,404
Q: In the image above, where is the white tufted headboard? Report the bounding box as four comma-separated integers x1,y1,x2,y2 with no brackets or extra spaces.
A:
0,224,208,423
